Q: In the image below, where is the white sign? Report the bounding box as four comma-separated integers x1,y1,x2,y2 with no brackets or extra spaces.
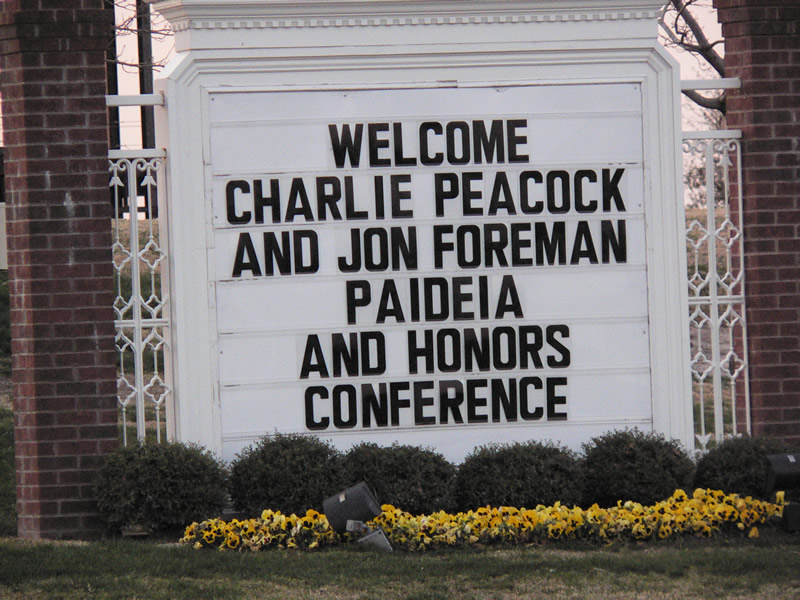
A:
152,0,690,462
208,83,652,459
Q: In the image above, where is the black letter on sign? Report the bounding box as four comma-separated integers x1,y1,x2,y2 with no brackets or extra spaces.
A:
226,180,251,225
419,122,444,165
446,121,471,164
495,275,523,319
285,179,314,222
305,386,330,430
232,232,261,277
570,221,598,265
293,230,319,274
361,331,386,375
377,280,404,323
393,123,418,167
368,123,391,167
407,329,434,375
546,325,571,368
329,124,363,168
507,120,529,163
434,173,459,217
601,220,627,264
439,380,464,424
602,168,626,211
547,377,568,420
362,383,388,428
547,170,571,214
300,334,329,379
414,381,436,425
519,376,543,420
390,382,411,426
473,120,504,164
574,170,598,213
345,280,370,325
254,179,280,224
535,221,566,265
332,333,359,377
332,385,358,429
491,379,517,423
263,231,291,276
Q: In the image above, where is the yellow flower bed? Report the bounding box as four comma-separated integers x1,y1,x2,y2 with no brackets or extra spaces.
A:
181,489,786,552
183,508,337,551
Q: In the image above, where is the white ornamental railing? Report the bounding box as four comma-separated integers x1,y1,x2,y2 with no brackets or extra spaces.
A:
683,132,750,450
681,78,749,451
108,94,171,445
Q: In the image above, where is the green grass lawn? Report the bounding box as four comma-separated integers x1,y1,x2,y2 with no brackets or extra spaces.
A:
1,534,799,599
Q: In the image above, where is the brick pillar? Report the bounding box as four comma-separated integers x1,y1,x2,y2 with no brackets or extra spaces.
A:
713,0,800,445
0,1,119,538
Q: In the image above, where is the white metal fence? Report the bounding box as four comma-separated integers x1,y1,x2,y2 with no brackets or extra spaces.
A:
681,78,749,451
683,129,749,451
108,85,749,450
108,94,171,445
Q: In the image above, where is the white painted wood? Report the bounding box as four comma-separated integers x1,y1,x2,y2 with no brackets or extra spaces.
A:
680,78,741,91
106,93,165,107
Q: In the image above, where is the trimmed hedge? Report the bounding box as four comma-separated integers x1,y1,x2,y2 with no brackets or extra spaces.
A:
581,429,695,507
694,436,800,500
94,441,228,533
454,441,582,511
229,433,342,515
339,443,456,514
89,430,799,536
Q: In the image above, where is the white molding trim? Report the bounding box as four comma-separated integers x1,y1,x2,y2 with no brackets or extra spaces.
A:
150,0,664,31
150,0,666,54
170,12,661,32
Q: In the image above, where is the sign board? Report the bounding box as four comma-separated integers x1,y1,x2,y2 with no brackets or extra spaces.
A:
152,0,691,462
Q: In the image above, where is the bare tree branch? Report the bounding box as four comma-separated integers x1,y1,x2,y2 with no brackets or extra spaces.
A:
683,89,726,113
669,0,725,77
107,0,172,71
659,0,727,114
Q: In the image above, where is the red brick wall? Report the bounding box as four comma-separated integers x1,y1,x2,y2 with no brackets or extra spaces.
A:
0,0,119,538
714,0,800,445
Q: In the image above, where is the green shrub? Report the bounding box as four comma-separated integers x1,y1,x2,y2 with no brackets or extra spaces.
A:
339,443,456,514
94,441,227,533
0,406,15,536
581,429,695,507
694,436,800,500
454,441,582,511
229,433,342,515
